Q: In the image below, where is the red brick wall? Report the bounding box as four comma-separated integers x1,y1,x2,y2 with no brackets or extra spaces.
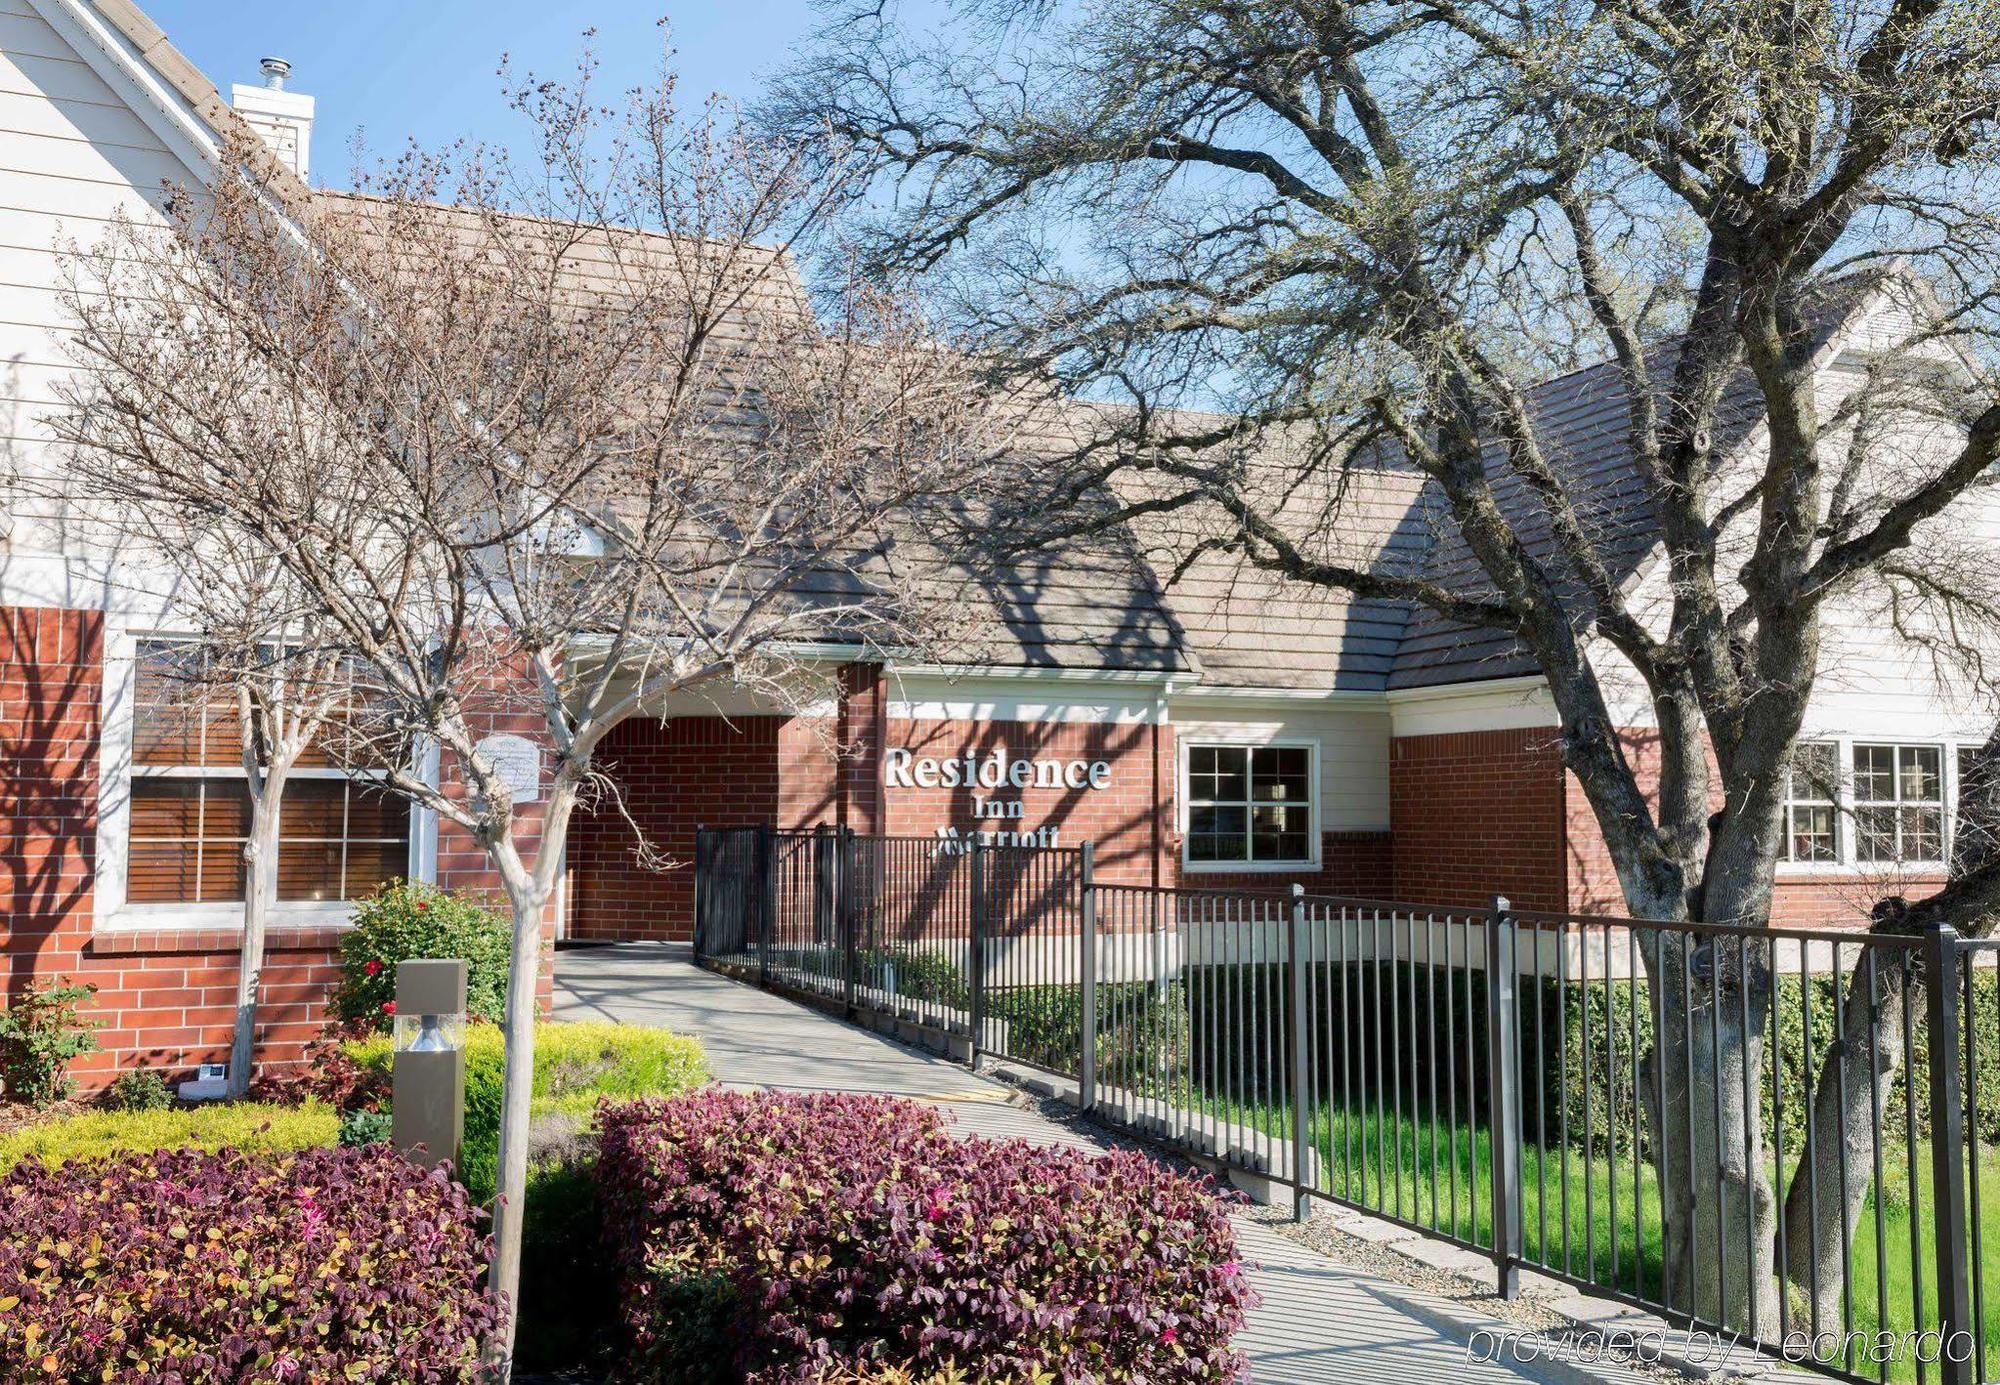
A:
426,663,568,1007
1767,874,1946,927
1180,831,1394,898
1388,727,1567,911
0,608,346,1088
0,607,98,990
837,664,885,833
568,714,825,943
568,698,1408,938
0,613,590,1091
881,716,1171,886
74,926,346,1085
1561,729,1663,918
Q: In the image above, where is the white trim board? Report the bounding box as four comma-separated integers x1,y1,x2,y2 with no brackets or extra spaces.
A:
1386,676,1559,736
26,0,220,193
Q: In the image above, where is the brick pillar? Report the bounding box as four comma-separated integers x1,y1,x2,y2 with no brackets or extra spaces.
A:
836,662,885,834
0,607,103,1066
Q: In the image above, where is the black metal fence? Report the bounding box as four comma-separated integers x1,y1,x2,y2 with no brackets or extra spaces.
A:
694,824,1996,1385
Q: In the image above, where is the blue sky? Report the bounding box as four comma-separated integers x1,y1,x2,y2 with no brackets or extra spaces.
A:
136,2,825,188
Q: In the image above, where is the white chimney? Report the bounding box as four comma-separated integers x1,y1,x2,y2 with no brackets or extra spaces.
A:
229,57,314,179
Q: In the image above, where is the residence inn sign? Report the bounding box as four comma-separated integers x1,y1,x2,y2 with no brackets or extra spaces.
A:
884,746,1114,849
882,747,1114,792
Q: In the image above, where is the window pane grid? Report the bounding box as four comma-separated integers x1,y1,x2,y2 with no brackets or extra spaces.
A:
1853,742,1943,865
1187,745,1313,865
129,642,408,906
1783,741,1838,864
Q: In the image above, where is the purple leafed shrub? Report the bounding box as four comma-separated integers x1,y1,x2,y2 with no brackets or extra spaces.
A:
597,1090,1256,1383
0,1143,501,1382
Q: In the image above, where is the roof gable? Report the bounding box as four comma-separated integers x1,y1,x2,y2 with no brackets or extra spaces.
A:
17,0,310,204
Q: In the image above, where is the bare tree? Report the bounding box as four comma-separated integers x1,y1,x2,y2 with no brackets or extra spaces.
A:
142,563,355,1102
45,52,1008,1372
772,0,2000,1340
10,454,368,1100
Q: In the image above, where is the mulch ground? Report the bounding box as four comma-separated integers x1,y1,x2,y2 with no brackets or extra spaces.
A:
0,1098,86,1140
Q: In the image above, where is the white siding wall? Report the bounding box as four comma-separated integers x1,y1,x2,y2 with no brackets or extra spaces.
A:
1580,291,2000,744
1386,678,1558,737
0,0,197,567
1170,698,1391,832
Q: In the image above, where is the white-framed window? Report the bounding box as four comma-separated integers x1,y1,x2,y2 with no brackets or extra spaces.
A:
1770,734,1982,872
1181,740,1318,870
125,639,412,907
1852,742,1945,865
1782,740,1839,863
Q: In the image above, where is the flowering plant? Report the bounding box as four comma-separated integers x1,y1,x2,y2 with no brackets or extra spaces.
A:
597,1090,1254,1383
334,880,511,1030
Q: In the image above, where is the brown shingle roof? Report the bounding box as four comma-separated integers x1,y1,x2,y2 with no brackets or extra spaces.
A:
89,0,319,212
98,0,1877,694
1387,281,1876,689
322,195,1194,675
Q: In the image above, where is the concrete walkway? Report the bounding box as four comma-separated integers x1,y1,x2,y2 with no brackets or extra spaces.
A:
554,942,1637,1384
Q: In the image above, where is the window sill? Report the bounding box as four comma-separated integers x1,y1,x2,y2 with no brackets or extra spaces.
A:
1181,859,1321,875
91,907,355,957
103,901,359,931
1774,861,1949,879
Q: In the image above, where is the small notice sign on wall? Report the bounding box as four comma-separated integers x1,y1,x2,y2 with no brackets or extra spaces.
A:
473,733,543,805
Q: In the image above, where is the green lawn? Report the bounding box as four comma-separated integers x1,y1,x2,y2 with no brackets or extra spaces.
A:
1176,1091,2000,1383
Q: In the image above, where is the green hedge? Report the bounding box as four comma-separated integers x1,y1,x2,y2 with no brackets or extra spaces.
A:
1180,959,1999,1161
344,1019,709,1200
0,1100,338,1170
1545,965,2000,1156
825,949,1985,1168
855,947,969,1009
334,880,513,1030
990,980,1192,1088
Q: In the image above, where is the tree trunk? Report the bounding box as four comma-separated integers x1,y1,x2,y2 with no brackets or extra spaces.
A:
1779,945,1914,1342
227,768,287,1100
1779,731,2000,1340
483,880,549,1381
1643,929,1783,1336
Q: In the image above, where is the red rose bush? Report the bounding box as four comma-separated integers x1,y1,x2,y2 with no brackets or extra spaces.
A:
597,1090,1255,1383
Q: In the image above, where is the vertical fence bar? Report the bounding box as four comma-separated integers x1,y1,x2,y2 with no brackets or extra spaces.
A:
691,825,709,956
1485,893,1522,1299
1290,884,1311,1221
814,824,835,974
1078,841,1097,1113
969,835,987,1060
838,827,857,1016
1926,923,1974,1385
755,822,774,986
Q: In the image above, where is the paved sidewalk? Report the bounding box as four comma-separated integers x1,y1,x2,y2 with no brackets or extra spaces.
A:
554,942,1636,1384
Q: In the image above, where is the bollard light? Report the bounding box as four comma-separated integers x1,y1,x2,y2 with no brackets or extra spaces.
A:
391,958,467,1171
